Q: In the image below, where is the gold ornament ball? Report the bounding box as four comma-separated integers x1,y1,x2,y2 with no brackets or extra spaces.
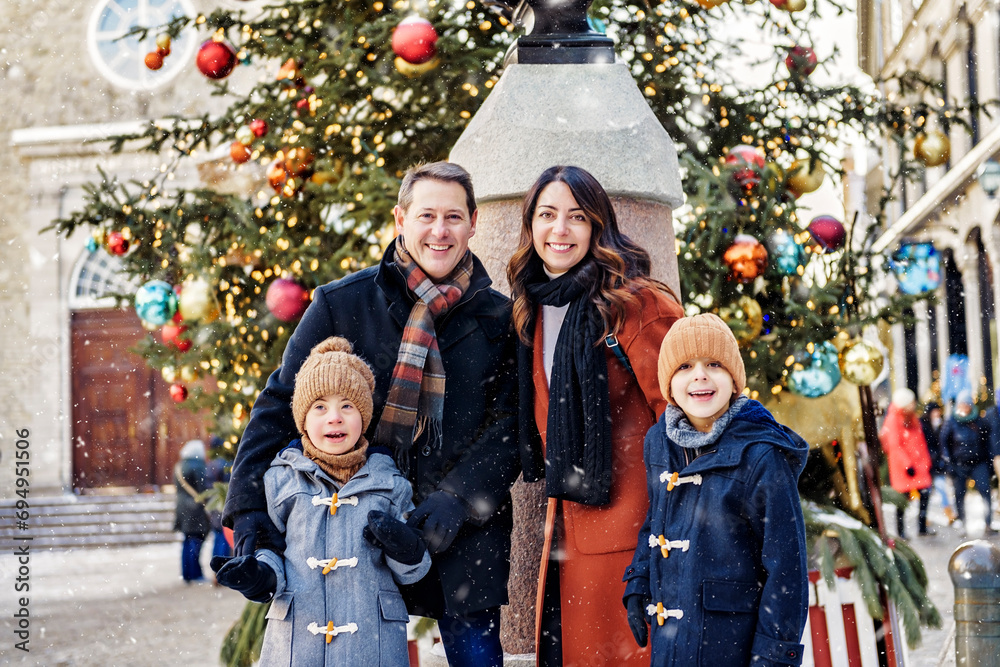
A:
786,159,825,197
720,296,763,345
394,56,440,78
179,365,199,383
838,338,884,386
161,365,177,383
914,131,950,167
178,277,220,322
784,0,806,10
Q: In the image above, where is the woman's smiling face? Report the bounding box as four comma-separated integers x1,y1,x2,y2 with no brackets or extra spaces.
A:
531,181,592,274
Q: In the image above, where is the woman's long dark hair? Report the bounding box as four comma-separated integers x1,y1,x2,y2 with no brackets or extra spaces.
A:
507,165,678,345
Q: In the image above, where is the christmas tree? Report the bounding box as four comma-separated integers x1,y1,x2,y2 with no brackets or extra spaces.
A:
48,0,960,654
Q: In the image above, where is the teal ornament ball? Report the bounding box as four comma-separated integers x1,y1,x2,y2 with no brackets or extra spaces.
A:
891,242,941,295
85,237,99,253
135,280,178,326
766,228,805,276
788,340,841,398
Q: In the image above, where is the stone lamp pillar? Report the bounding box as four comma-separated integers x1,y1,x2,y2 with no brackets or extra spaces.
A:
449,1,684,654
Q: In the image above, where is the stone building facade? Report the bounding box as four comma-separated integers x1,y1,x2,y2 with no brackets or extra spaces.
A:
859,0,1000,403
1,0,258,497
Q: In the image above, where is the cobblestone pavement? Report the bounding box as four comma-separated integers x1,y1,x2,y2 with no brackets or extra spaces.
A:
0,490,995,666
0,540,245,666
889,487,999,667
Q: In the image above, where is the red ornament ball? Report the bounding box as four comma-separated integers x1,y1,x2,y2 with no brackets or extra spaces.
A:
266,279,311,322
169,383,188,403
723,234,768,282
196,40,237,80
144,51,164,70
725,144,765,193
392,16,438,65
249,119,268,137
785,45,817,77
230,140,252,164
267,160,290,193
161,323,192,352
106,231,130,256
807,215,846,253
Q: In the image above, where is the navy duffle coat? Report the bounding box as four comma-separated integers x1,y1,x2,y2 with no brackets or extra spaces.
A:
256,444,430,667
623,399,809,666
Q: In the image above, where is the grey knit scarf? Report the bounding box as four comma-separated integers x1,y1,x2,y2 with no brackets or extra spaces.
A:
664,395,750,449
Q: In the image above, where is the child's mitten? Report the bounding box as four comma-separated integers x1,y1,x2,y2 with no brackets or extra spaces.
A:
364,510,428,565
624,593,651,647
211,555,277,603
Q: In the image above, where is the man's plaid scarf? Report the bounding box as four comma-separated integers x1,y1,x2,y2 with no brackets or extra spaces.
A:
374,238,473,474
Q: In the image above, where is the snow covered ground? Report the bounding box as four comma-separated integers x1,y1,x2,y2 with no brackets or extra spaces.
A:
0,489,995,666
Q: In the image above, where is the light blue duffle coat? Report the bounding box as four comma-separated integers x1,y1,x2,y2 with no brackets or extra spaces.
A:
256,443,431,666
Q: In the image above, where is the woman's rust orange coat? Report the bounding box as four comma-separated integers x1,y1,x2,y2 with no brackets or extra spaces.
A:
531,287,682,666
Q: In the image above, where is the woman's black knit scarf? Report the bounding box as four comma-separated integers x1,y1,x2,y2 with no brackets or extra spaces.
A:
517,257,614,506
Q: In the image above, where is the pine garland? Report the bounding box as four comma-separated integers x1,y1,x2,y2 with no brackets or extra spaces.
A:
804,502,942,648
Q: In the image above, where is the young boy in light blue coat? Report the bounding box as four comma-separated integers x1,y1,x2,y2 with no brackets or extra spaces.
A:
212,337,430,666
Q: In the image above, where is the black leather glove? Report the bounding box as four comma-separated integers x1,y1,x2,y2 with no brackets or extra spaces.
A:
232,510,286,557
406,491,468,555
211,555,277,603
624,593,651,647
363,510,428,565
906,466,916,477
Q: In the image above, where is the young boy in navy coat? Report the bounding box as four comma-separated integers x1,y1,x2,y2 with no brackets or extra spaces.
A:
623,314,809,666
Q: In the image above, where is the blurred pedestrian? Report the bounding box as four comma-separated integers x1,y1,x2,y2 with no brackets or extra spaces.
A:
940,391,997,535
879,388,934,538
920,401,956,525
205,436,232,561
174,439,211,582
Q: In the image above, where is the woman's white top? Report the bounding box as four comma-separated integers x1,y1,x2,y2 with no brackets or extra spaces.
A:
541,267,570,386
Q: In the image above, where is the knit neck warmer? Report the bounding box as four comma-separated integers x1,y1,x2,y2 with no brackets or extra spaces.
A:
303,437,369,486
517,256,615,507
374,237,472,477
664,395,749,450
955,406,980,423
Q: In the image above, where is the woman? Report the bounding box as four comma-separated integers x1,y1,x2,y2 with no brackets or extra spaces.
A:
174,439,211,583
879,388,933,538
508,165,682,666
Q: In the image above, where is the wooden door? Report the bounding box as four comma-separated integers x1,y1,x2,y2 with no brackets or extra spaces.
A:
70,308,206,489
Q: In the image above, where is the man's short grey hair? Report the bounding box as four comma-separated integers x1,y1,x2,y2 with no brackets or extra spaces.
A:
397,162,477,217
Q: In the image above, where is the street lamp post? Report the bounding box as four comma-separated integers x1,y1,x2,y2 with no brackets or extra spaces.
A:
977,159,1000,198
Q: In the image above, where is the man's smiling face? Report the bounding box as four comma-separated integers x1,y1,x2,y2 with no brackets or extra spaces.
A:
393,179,477,281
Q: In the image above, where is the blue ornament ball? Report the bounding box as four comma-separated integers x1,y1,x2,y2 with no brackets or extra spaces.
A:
135,280,178,326
766,228,805,276
891,242,941,295
85,237,99,253
787,340,841,398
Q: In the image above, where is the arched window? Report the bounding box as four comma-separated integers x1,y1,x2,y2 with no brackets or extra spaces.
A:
69,248,138,309
87,0,197,91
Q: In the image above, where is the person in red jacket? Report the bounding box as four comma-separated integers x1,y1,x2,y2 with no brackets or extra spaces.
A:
879,388,934,537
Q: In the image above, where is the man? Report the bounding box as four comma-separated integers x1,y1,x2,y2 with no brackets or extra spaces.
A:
222,162,520,665
940,391,997,536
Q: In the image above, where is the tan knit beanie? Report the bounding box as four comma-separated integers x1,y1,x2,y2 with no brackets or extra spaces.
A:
658,313,747,405
292,337,376,436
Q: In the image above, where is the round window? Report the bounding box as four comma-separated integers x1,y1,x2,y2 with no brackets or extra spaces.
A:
87,0,197,91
